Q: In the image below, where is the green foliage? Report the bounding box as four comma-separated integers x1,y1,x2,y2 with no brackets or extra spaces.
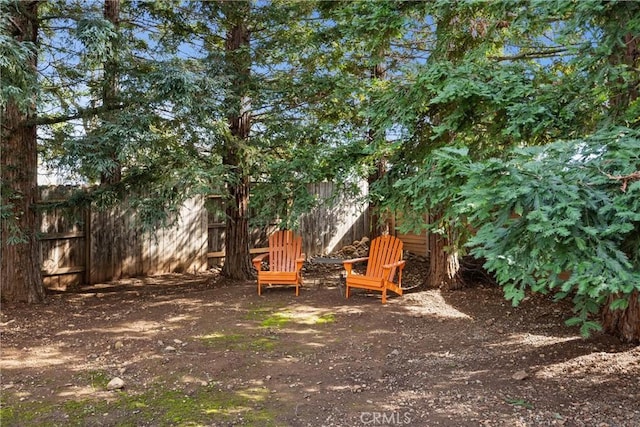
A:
249,124,364,229
0,175,30,244
367,0,639,337
75,16,118,65
0,1,40,115
0,34,38,114
403,128,640,335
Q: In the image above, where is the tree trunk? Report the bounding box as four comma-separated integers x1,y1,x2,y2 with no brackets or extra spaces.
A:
222,161,253,280
602,291,640,343
600,5,639,342
427,211,462,290
1,1,46,303
367,62,388,239
367,156,387,238
221,2,254,280
100,0,121,185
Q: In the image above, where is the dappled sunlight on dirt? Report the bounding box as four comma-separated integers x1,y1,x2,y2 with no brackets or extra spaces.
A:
401,291,473,319
55,320,166,337
536,346,640,383
56,385,111,400
165,314,198,324
1,345,77,369
490,333,581,349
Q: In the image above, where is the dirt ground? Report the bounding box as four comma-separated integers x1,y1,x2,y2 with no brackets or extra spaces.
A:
1,256,639,427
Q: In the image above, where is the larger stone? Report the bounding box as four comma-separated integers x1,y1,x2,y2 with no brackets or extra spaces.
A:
512,370,529,381
107,377,125,390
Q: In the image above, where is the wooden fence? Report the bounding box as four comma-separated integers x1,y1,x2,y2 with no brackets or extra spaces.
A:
39,187,208,290
205,181,370,266
39,182,370,290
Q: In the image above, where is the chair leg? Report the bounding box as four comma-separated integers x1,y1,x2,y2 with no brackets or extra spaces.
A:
295,284,299,296
381,289,387,304
258,283,261,296
345,286,350,299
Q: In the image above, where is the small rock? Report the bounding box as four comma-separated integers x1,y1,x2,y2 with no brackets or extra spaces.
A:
114,341,124,349
107,377,125,390
164,346,176,352
512,370,529,381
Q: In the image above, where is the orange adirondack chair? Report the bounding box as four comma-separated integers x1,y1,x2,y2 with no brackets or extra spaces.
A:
343,234,405,304
253,230,305,296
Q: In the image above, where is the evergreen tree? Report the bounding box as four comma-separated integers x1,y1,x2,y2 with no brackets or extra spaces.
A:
374,0,639,341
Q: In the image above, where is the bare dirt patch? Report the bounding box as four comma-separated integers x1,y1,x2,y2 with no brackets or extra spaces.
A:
1,258,639,426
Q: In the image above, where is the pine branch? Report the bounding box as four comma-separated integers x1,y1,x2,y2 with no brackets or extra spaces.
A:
489,48,570,62
25,103,130,127
605,170,640,192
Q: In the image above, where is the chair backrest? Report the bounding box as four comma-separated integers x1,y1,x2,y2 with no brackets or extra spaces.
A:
269,230,303,272
365,235,403,280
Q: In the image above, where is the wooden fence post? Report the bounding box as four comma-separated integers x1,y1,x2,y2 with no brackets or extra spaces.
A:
84,204,91,285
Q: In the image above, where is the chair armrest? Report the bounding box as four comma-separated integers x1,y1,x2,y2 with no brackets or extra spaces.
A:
382,259,406,286
252,253,269,271
343,257,369,275
343,257,369,266
295,254,306,271
382,260,406,270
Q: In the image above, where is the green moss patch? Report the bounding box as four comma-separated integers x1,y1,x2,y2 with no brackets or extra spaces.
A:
314,313,336,324
260,312,292,328
1,384,278,426
257,309,337,328
197,332,279,352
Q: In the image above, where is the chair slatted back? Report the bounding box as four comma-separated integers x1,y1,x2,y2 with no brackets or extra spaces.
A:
365,235,403,281
269,230,302,272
